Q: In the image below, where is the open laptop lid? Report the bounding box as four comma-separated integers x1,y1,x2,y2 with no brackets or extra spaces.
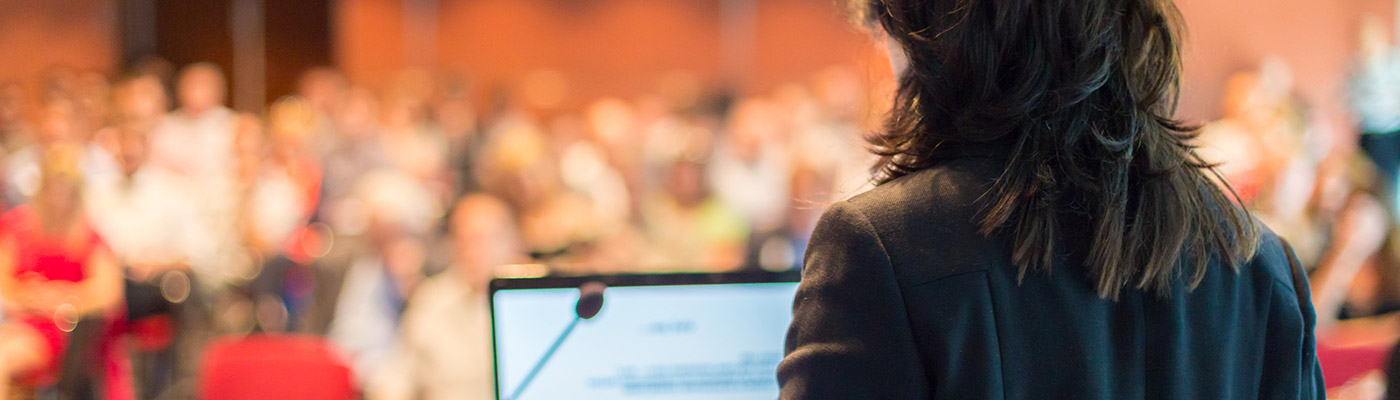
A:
489,271,800,400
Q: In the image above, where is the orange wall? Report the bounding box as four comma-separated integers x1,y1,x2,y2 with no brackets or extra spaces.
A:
335,0,1399,123
335,0,884,109
0,0,119,102
433,0,726,104
334,0,408,90
1176,0,1395,122
0,0,1393,124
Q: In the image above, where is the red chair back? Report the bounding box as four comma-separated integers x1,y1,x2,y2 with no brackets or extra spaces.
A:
199,335,356,400
1317,340,1394,389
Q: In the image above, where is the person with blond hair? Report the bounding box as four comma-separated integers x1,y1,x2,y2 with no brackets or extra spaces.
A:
0,145,126,399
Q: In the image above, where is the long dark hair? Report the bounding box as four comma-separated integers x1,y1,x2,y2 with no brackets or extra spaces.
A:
853,0,1259,299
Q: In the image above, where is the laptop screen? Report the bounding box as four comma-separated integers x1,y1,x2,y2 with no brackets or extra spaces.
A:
490,273,800,400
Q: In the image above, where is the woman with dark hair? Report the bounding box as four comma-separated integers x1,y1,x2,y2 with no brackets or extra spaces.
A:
779,0,1325,398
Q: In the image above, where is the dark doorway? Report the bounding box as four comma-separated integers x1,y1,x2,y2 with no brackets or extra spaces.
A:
120,0,332,111
265,0,332,105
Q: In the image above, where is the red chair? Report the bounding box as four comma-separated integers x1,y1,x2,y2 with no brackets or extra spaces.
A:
1316,340,1394,389
199,335,357,400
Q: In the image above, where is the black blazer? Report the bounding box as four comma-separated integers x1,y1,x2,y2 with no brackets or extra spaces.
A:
778,155,1326,399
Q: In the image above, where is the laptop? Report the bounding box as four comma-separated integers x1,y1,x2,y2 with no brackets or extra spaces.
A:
490,271,801,400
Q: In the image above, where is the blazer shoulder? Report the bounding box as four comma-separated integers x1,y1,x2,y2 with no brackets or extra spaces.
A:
833,161,1005,286
1245,224,1304,290
808,200,886,251
844,158,999,225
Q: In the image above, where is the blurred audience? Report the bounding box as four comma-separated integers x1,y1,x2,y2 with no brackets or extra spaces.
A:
327,169,439,386
478,122,597,268
85,93,199,276
6,41,1400,397
15,49,1400,398
0,60,877,398
0,7,1392,397
1183,20,1400,395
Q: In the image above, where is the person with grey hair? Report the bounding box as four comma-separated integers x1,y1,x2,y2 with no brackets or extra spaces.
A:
326,169,442,388
370,194,522,400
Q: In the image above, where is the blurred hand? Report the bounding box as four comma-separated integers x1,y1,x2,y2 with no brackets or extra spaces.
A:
16,280,80,316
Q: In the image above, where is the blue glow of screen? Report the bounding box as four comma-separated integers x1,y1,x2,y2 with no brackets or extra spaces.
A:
493,282,799,400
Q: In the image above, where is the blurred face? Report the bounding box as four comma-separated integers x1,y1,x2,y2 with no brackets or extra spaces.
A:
812,66,866,119
40,177,79,219
487,129,557,208
667,161,705,207
585,98,634,147
436,95,477,137
503,168,546,209
298,69,345,115
381,97,422,132
119,76,168,128
336,89,378,139
384,236,427,292
38,101,77,146
269,97,315,158
178,67,225,115
452,198,518,289
727,101,778,158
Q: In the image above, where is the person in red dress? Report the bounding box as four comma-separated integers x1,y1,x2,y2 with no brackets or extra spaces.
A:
0,144,125,398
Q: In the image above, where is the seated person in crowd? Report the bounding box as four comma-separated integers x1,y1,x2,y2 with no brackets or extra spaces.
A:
234,99,325,333
327,169,440,387
0,145,126,399
150,63,235,181
639,129,748,271
370,194,522,400
86,77,201,278
478,123,597,267
7,98,82,202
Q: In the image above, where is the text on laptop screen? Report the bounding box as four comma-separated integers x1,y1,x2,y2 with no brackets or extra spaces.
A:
492,281,799,400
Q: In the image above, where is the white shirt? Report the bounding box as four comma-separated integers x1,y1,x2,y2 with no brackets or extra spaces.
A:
84,165,202,267
149,107,244,283
247,167,309,250
370,271,494,400
1351,51,1400,133
707,143,791,231
150,107,235,179
328,256,405,387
